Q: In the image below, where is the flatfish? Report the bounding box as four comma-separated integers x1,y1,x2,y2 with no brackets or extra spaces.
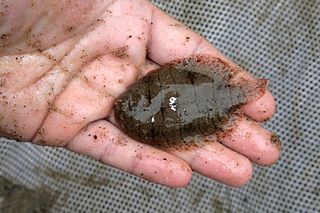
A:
114,55,267,150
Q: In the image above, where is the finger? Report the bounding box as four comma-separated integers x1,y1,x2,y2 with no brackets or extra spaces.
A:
33,55,137,146
171,142,253,187
147,5,275,121
139,59,160,77
218,116,281,165
242,91,276,122
67,120,192,188
228,70,276,122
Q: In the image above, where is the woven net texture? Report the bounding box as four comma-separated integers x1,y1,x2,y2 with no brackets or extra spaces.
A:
0,0,319,212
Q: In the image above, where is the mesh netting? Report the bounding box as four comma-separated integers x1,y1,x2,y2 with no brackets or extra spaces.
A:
0,0,319,212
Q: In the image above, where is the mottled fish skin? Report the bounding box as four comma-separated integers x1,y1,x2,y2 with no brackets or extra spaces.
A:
114,55,267,150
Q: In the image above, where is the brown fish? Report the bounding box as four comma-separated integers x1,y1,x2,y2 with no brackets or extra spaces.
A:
114,55,267,150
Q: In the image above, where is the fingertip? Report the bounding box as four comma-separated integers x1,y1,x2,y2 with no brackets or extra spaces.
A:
256,132,281,166
227,157,253,187
167,161,193,188
253,131,281,166
220,116,281,166
258,150,281,166
242,90,276,121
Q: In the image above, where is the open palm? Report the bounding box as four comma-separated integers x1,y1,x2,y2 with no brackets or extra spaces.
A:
0,0,280,187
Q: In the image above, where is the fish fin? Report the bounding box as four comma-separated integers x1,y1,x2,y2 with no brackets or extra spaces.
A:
240,78,268,103
171,55,239,80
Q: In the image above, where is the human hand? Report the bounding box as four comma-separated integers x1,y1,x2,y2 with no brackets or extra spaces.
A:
0,0,280,187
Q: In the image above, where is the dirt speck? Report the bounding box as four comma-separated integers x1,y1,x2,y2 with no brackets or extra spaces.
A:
135,153,143,160
0,76,7,87
96,18,105,23
271,132,281,150
169,23,183,27
0,176,59,213
140,17,148,22
66,26,75,33
25,29,42,50
0,34,9,40
114,136,128,146
262,116,272,122
111,46,129,58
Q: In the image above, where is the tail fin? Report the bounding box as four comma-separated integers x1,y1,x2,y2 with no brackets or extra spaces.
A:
239,78,268,103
